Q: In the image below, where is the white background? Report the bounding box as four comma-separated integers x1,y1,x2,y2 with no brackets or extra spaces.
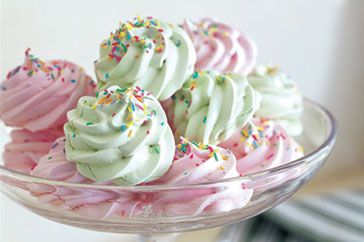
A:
1,0,364,241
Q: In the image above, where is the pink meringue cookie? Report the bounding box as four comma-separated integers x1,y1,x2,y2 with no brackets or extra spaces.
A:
3,128,63,174
183,18,257,75
150,138,253,216
219,117,304,175
0,49,96,132
29,137,144,219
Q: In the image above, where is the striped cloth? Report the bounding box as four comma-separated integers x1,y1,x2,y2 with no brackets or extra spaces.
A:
217,190,364,242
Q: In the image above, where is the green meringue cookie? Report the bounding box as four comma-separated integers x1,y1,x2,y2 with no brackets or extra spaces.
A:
64,85,175,186
95,16,196,101
248,65,303,136
168,70,261,145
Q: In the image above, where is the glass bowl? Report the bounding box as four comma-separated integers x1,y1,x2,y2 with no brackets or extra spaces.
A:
0,99,336,242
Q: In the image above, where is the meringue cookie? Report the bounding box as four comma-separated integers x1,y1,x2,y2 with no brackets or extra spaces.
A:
183,18,257,75
219,117,304,174
95,16,196,101
64,85,175,185
248,65,303,136
3,128,63,174
0,49,96,132
30,137,143,219
168,70,260,144
150,138,253,216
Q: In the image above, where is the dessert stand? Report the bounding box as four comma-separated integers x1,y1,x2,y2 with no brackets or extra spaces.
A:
0,99,337,242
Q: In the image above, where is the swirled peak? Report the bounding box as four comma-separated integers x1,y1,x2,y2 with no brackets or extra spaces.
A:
167,70,261,144
95,16,196,101
150,138,253,215
3,128,63,174
219,117,304,174
156,137,239,184
183,18,257,75
248,65,303,136
64,85,175,185
0,49,96,132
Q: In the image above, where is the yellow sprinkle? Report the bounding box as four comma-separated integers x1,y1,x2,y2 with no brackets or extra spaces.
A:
128,130,133,137
124,23,133,30
126,120,134,127
218,165,225,170
118,32,126,38
221,155,229,161
266,66,279,76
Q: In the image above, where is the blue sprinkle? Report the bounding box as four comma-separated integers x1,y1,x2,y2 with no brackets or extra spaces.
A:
120,125,127,132
70,79,76,83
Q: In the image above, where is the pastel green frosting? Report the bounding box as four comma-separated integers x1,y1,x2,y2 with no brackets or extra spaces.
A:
168,70,261,144
64,85,175,186
248,65,303,136
95,17,196,101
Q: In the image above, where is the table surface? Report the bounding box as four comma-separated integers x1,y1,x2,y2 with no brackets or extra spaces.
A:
1,164,363,242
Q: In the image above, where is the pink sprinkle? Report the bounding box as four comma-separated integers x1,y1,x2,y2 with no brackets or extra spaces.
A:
189,154,194,159
233,143,239,147
266,153,274,160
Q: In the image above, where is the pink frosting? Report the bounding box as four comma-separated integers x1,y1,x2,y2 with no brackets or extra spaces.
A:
149,138,253,216
3,128,63,174
183,18,257,75
29,137,144,219
0,49,96,132
219,117,304,175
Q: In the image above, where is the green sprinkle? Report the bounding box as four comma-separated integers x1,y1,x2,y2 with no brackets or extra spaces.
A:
190,140,199,147
175,39,181,47
116,87,127,93
154,146,160,154
95,92,99,98
48,156,52,160
192,71,199,79
120,43,127,52
105,73,109,79
203,116,207,123
213,152,218,161
86,122,93,126
160,121,165,126
72,133,76,138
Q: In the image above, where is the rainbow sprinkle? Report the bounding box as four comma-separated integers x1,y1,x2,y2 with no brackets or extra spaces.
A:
102,16,168,63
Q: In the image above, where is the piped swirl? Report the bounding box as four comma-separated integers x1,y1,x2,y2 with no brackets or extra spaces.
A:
64,85,175,185
95,16,196,101
168,70,261,144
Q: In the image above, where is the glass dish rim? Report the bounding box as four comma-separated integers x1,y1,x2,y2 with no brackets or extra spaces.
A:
0,98,337,191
